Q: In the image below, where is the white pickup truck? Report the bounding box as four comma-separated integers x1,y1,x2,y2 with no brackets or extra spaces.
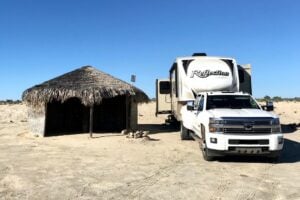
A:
181,91,284,161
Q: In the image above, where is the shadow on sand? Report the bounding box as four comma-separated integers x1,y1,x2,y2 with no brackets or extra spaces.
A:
281,123,300,134
45,130,124,138
138,124,179,134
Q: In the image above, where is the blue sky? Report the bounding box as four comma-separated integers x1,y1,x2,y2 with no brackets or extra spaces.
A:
0,0,299,100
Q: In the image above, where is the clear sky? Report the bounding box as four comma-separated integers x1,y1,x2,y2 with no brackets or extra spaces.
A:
0,0,299,100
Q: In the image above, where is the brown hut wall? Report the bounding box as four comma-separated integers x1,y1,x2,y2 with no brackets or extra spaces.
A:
28,94,137,137
27,106,46,137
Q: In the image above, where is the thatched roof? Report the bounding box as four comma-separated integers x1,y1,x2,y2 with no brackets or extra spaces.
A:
22,66,149,107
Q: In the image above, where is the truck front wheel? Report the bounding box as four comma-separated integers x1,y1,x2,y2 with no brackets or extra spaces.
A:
180,123,191,140
201,126,214,161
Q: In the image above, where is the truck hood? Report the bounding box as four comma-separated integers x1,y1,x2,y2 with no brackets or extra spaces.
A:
207,109,277,118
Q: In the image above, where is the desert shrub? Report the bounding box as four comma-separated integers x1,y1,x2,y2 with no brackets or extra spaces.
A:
263,95,271,101
273,96,282,102
0,99,22,105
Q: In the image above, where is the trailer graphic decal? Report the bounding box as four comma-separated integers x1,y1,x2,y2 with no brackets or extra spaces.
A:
190,70,229,78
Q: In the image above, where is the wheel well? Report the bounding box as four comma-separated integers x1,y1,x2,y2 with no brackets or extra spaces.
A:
200,124,205,142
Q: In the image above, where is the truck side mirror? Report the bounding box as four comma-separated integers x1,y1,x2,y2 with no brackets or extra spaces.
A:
187,101,194,111
265,101,274,111
266,105,274,111
187,105,194,111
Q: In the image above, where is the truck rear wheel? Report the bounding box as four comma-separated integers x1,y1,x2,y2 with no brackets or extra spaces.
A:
180,123,191,140
201,126,214,161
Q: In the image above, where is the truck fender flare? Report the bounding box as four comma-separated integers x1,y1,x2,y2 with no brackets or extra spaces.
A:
182,120,193,131
200,124,206,142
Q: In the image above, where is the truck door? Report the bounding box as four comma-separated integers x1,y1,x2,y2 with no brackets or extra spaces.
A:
156,79,171,116
193,95,204,134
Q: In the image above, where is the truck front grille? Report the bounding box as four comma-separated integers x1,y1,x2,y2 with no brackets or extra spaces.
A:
224,128,272,134
220,117,273,134
229,139,269,145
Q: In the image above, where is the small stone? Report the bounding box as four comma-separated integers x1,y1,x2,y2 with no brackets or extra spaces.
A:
129,132,134,138
121,129,129,135
136,131,143,138
142,131,150,137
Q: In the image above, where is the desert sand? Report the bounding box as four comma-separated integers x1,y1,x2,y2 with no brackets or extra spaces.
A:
0,102,299,200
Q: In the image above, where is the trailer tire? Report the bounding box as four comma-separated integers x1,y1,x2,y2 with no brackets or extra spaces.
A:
201,126,214,161
180,123,190,140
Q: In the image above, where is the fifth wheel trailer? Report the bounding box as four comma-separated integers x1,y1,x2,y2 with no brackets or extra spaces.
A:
156,53,283,161
156,54,252,118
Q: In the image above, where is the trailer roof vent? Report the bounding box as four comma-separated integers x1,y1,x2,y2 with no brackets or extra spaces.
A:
192,53,207,56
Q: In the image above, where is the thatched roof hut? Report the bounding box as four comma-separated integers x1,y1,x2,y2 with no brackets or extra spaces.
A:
22,66,148,137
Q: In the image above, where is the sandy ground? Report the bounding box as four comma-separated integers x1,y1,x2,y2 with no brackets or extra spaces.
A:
0,102,300,200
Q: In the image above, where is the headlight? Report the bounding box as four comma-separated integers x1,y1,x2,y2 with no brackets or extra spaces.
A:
209,118,224,133
271,118,280,125
271,118,281,133
209,118,225,124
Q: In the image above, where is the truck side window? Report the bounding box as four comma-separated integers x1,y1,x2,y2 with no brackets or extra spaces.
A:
194,96,200,110
198,96,204,111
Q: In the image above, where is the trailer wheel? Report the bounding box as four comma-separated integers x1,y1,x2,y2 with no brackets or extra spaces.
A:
201,126,214,161
180,123,190,140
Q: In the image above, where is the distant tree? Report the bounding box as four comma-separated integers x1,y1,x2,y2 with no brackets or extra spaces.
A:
294,97,300,102
15,100,22,104
273,96,282,102
6,99,13,104
263,95,271,101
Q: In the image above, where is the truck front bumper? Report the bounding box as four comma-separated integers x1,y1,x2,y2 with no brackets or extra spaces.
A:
206,148,282,157
205,133,283,156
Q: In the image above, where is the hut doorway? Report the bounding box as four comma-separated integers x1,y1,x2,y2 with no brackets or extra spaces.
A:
45,96,127,136
93,96,127,132
45,97,89,136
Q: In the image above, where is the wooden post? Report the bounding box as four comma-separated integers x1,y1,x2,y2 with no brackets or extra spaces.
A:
43,103,47,137
125,95,129,130
89,105,94,138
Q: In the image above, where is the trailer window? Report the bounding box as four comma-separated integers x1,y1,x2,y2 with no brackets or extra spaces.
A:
238,68,245,83
206,95,259,110
159,81,170,94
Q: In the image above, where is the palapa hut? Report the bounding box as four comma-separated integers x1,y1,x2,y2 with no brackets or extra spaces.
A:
22,66,148,137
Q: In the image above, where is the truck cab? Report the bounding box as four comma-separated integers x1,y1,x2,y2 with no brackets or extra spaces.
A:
181,91,283,161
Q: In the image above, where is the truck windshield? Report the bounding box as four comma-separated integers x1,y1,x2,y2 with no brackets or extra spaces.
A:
206,95,260,110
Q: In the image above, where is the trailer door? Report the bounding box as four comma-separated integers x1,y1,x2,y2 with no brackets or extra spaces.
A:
156,79,171,116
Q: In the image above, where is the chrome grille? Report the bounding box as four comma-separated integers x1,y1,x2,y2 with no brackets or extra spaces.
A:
224,127,272,134
222,117,273,134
